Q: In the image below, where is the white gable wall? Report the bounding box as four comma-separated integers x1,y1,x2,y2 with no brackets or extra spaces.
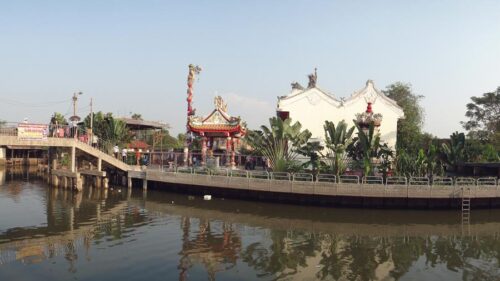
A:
279,88,340,142
277,81,404,150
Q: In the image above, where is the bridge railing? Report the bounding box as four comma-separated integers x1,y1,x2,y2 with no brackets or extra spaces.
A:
0,122,19,136
0,122,107,150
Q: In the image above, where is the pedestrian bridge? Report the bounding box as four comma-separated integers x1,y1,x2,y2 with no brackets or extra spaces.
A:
0,135,133,172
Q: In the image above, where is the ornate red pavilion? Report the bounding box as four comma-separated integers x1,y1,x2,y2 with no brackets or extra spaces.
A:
183,65,246,168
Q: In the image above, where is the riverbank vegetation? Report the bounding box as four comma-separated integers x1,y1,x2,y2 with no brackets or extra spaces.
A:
244,83,499,177
43,83,498,177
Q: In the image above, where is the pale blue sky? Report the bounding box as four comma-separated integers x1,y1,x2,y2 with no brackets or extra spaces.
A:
1,0,499,137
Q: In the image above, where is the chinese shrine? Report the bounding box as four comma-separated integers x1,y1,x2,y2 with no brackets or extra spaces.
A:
183,65,246,168
277,74,404,150
354,92,383,132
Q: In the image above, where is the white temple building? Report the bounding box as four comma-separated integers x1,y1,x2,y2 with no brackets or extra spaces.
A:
276,71,404,150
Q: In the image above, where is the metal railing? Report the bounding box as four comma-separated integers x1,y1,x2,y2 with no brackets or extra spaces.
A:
362,176,383,185
0,122,113,155
433,177,454,186
409,177,430,186
0,122,19,136
144,167,499,188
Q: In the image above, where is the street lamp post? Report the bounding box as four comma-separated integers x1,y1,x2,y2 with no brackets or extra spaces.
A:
70,92,83,139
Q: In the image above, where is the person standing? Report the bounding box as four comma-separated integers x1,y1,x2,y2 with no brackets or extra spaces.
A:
92,134,98,148
245,155,251,170
135,149,141,165
113,145,119,159
122,148,128,163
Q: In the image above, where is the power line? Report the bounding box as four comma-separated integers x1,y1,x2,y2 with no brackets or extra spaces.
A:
0,97,70,108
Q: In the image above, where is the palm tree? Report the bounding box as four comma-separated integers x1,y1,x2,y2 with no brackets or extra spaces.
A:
323,120,355,178
245,117,311,172
82,112,130,152
50,112,68,125
48,112,68,136
441,132,466,170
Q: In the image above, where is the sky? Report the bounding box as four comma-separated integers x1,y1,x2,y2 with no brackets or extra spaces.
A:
0,0,499,137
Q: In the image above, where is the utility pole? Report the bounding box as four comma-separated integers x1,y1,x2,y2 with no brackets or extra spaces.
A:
72,92,82,118
89,98,94,145
90,98,93,131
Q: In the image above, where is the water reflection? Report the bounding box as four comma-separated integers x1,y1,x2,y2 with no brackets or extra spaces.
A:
144,195,500,281
178,218,241,281
0,169,5,186
0,173,499,280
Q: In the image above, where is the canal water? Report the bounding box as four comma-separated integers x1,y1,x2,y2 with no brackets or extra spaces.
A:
0,170,499,281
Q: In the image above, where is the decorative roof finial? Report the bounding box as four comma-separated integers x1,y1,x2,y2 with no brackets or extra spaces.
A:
307,68,317,88
214,96,228,112
291,82,304,90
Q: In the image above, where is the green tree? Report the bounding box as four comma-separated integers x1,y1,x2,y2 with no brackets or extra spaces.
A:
383,82,425,153
50,112,68,125
479,144,500,162
245,117,311,172
160,129,184,149
82,112,130,152
177,133,186,146
82,111,105,136
441,132,466,169
144,129,184,150
461,86,500,150
131,113,143,120
323,120,355,177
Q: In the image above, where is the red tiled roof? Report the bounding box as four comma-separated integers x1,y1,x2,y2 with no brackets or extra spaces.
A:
127,140,150,149
189,123,244,133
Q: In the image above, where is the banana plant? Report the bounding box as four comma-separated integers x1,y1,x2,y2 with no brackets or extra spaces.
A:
352,121,392,177
425,143,444,178
395,143,443,178
245,117,311,172
297,141,325,176
323,120,355,178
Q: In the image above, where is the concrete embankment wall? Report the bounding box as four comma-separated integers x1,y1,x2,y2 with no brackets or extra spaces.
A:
145,180,500,209
128,171,500,209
